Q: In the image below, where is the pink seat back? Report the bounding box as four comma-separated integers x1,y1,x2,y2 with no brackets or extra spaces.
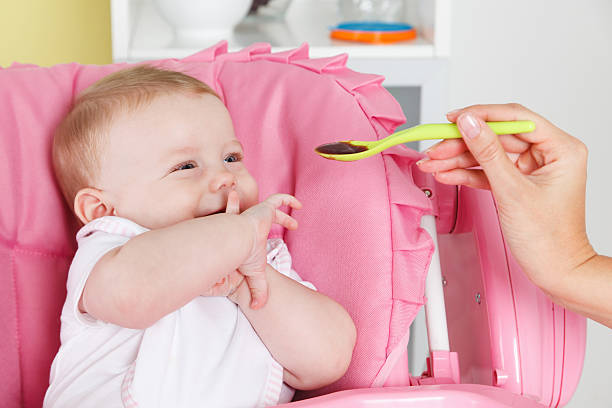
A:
0,42,434,407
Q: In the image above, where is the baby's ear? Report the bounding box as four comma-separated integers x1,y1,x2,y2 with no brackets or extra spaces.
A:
74,188,115,225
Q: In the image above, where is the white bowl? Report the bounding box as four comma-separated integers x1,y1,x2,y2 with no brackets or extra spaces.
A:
155,0,252,46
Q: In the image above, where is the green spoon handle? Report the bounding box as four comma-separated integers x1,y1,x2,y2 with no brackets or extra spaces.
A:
394,120,536,143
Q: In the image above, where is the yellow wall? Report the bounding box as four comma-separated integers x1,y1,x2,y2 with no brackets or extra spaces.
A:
0,0,111,67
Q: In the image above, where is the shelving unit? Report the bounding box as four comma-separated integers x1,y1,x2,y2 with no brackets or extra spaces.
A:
111,0,449,61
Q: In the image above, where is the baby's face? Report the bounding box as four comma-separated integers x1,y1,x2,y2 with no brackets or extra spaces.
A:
97,92,258,229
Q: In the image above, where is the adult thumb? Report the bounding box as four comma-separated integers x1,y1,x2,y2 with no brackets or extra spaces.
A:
456,112,522,189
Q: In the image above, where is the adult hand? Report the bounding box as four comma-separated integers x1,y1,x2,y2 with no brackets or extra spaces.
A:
416,103,596,299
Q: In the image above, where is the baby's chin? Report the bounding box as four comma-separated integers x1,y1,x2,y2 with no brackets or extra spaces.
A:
134,214,197,230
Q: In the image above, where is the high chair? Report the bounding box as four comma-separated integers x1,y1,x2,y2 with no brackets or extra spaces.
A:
0,42,585,408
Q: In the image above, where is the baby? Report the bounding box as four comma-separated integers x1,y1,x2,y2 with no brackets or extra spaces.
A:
44,66,356,408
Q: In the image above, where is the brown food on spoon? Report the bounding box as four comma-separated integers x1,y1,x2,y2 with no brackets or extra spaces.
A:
315,142,368,155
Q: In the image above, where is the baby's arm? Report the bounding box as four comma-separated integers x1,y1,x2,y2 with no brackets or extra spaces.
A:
229,264,357,390
82,193,300,329
81,215,254,329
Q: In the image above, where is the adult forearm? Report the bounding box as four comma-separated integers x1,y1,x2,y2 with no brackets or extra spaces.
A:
85,214,252,328
234,265,356,390
551,254,612,328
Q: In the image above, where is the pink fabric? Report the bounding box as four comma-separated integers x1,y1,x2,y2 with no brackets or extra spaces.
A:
0,42,434,407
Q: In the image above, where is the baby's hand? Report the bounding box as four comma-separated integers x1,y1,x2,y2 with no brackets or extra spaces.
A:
201,190,249,298
235,191,302,309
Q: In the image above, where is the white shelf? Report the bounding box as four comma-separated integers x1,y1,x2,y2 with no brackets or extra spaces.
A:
112,0,449,62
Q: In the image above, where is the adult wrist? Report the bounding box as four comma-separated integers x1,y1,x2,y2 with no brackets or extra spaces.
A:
540,243,598,306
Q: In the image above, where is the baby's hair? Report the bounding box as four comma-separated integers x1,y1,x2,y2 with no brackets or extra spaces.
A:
52,65,219,213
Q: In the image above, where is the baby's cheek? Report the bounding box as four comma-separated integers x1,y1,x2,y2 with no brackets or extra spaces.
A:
240,192,259,211
240,178,259,209
142,193,193,229
165,199,199,225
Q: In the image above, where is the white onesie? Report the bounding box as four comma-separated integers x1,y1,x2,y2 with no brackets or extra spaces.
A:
43,216,315,408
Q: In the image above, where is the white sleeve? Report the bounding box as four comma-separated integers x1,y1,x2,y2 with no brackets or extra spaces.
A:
266,238,316,291
65,231,130,327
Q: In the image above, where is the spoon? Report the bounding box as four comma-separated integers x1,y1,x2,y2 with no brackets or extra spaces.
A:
315,121,536,161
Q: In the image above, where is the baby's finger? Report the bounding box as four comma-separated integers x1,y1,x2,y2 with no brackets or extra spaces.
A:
245,274,269,309
265,194,303,210
225,190,240,214
274,209,299,230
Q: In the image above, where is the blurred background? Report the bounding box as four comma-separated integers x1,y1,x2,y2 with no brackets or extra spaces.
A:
1,0,611,406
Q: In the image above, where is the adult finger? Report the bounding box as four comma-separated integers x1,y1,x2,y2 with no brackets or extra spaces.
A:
417,150,479,173
426,133,531,160
435,168,491,190
455,112,524,191
515,149,541,175
418,149,522,174
446,103,559,145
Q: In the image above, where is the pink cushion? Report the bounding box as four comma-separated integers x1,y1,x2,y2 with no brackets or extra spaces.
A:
0,42,434,407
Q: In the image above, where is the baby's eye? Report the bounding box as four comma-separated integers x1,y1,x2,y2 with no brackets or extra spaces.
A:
224,152,243,163
171,161,197,172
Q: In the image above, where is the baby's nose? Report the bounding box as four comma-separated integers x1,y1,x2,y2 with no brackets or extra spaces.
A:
209,170,236,192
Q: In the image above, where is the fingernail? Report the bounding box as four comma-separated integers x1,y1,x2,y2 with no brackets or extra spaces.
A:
416,158,429,166
251,300,259,308
458,113,481,139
